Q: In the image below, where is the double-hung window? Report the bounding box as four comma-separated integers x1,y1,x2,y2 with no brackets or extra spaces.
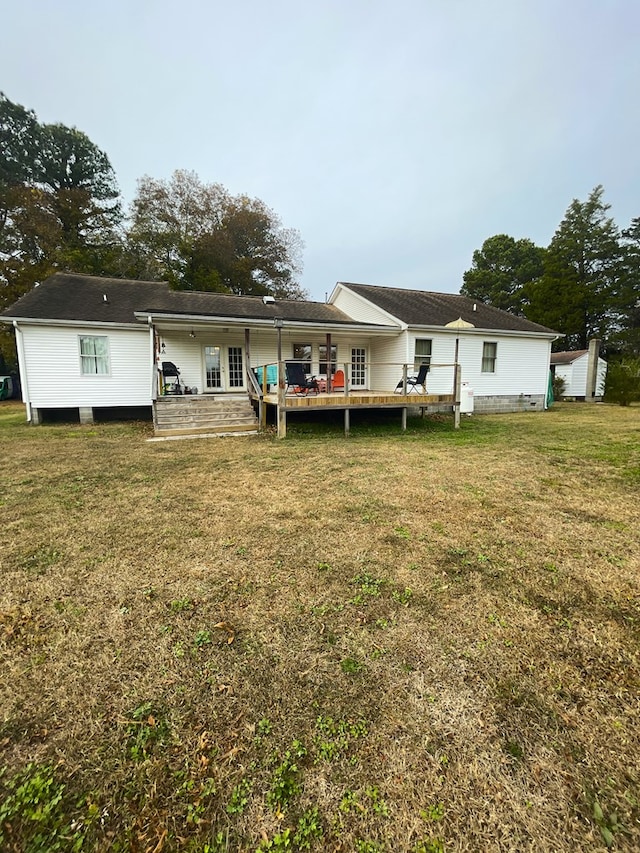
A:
414,338,432,371
292,343,312,373
319,344,337,376
482,342,497,373
80,335,110,375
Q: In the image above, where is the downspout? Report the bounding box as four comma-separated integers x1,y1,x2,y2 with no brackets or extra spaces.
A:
148,316,158,400
13,320,31,422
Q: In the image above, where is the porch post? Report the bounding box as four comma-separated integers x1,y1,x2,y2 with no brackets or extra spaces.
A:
344,407,350,437
401,407,407,431
277,359,287,438
325,333,332,391
244,328,251,387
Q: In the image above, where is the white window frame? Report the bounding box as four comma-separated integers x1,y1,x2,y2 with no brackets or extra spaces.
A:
414,338,432,372
482,341,497,373
292,343,312,373
79,335,110,376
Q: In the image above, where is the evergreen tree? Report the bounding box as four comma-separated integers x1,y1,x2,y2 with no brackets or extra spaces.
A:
525,186,623,350
461,234,545,315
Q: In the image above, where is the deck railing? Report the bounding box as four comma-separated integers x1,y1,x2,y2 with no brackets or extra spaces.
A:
248,360,462,437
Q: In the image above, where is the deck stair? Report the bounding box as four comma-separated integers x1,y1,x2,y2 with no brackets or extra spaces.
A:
153,395,259,437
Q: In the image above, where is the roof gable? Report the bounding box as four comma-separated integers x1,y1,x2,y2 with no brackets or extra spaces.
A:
340,282,558,335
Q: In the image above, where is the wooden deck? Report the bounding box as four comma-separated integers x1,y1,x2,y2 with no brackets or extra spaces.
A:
255,388,457,437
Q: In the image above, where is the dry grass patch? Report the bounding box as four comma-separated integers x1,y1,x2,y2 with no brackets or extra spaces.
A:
0,401,639,851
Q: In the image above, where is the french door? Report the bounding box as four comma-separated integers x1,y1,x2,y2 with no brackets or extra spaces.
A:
351,348,367,389
204,345,245,392
204,346,223,391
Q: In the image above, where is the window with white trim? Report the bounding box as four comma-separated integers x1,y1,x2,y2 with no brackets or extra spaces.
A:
413,338,432,371
292,343,311,371
482,342,497,373
79,335,110,375
319,344,337,376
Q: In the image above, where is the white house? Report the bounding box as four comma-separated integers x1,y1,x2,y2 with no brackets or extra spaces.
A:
550,341,606,400
1,273,559,435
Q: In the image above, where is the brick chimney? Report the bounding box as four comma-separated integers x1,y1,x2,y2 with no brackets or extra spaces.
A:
585,338,601,401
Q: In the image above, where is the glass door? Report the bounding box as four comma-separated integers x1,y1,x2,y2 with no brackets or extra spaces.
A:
351,348,366,389
204,346,223,391
227,347,244,388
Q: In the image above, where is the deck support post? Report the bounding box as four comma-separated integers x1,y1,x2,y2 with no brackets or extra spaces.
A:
344,407,350,437
401,407,407,431
277,360,287,438
453,364,461,430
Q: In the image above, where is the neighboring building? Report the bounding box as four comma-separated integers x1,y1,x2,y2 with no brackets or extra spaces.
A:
1,273,559,431
550,341,606,401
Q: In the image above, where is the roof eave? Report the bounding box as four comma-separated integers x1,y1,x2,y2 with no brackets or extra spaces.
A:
136,311,400,335
408,323,560,339
1,316,142,330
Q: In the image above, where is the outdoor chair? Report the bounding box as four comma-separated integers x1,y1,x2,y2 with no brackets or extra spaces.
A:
285,361,319,396
331,369,346,391
395,363,429,394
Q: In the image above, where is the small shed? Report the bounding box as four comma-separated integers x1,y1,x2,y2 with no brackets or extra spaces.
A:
550,340,606,400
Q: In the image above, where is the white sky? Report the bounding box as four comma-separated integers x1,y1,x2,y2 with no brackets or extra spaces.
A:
2,0,639,301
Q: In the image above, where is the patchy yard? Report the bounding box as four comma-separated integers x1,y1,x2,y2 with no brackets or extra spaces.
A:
1,402,639,852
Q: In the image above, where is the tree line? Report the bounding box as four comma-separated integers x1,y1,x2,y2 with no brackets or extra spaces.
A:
461,186,639,357
0,92,306,363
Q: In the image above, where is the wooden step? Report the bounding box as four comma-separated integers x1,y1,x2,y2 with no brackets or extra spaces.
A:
153,394,259,436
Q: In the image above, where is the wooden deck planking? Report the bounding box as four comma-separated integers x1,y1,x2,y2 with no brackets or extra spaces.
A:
262,390,455,409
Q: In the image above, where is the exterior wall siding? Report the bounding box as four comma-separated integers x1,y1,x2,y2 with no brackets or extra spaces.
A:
22,324,151,408
554,355,607,398
405,331,551,400
332,287,401,326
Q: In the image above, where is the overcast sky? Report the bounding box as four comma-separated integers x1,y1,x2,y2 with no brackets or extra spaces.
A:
2,0,639,301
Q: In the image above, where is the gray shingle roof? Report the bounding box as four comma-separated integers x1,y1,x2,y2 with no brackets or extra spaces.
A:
550,350,588,365
1,273,361,326
340,282,558,334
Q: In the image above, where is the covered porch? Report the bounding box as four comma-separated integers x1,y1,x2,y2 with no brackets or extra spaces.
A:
143,313,461,437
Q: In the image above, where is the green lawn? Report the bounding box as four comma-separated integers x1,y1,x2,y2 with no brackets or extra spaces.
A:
1,401,639,851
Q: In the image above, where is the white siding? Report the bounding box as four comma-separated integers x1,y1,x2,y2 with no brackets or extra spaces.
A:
454,334,551,397
332,286,402,326
555,354,607,397
22,324,151,408
366,335,408,390
596,358,607,395
569,354,588,396
414,332,551,398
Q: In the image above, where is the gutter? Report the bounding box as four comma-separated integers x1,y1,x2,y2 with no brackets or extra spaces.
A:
408,324,560,340
13,321,31,422
134,311,400,335
148,316,157,401
0,316,143,331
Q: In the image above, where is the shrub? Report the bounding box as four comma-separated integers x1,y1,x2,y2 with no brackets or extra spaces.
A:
604,358,640,406
552,374,566,400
